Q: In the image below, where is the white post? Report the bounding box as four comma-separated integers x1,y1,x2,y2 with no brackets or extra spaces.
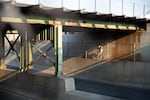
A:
85,50,88,59
133,41,136,63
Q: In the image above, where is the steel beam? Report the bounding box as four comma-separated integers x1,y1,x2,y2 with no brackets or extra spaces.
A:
20,32,33,72
0,32,6,69
0,16,141,31
54,25,63,76
27,41,33,70
5,34,20,61
20,34,26,72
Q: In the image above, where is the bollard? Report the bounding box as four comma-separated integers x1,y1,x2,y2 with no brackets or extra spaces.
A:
133,42,136,63
85,50,88,59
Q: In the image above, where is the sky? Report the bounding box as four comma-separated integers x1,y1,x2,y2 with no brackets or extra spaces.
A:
15,0,150,18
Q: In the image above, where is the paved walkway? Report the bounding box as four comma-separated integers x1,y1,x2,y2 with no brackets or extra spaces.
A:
32,57,100,76
0,69,18,82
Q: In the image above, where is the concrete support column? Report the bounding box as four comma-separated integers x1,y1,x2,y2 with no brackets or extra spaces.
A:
0,32,6,69
54,25,63,76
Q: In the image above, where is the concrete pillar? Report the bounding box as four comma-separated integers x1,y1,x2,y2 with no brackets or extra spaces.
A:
54,25,63,76
0,32,6,69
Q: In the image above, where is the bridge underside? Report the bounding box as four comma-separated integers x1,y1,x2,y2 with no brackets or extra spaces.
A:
0,1,149,77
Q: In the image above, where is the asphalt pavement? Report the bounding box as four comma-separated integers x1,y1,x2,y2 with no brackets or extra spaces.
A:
75,78,150,100
74,61,150,100
0,88,36,100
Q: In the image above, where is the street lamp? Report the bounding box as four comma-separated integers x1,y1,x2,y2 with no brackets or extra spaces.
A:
61,0,63,7
122,0,124,15
94,0,96,12
79,0,80,9
109,0,111,13
38,0,41,5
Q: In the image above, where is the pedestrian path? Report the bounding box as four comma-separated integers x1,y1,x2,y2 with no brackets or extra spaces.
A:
0,69,18,82
32,57,102,76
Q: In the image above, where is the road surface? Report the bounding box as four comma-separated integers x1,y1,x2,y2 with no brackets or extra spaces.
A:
0,88,36,100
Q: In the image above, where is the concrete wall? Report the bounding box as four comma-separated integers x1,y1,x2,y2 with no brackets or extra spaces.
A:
63,30,130,60
107,23,150,61
106,31,141,60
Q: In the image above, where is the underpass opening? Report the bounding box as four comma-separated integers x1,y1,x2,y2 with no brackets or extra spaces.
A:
62,26,138,75
0,1,147,76
73,24,150,100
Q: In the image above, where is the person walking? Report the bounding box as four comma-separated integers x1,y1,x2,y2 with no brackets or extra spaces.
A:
97,44,104,60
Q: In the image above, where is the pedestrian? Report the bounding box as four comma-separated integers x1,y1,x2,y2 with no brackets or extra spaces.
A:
97,44,104,60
